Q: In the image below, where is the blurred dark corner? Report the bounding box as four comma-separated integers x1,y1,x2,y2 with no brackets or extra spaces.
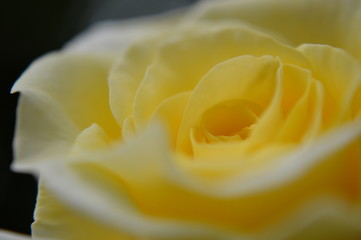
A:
0,0,198,235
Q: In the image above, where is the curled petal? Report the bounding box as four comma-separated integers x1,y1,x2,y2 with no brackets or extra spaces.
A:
11,53,119,170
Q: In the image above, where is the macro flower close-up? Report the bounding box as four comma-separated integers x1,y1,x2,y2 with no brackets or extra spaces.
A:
5,0,361,239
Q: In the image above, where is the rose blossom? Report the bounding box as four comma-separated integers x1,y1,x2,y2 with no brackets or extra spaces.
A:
10,0,361,239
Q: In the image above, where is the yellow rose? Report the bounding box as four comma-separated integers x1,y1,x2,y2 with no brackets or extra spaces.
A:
11,0,361,239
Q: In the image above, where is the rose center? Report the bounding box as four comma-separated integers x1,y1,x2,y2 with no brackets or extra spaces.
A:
201,99,261,139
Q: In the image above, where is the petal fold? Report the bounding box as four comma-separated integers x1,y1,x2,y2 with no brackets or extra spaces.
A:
12,53,119,170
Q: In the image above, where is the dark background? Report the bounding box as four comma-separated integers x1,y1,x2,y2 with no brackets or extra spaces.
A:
0,0,197,235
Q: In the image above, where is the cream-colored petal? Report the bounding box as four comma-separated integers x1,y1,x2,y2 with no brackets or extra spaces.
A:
276,74,324,142
64,7,187,54
150,91,192,148
192,0,361,60
70,124,110,155
177,55,280,154
279,64,312,115
32,118,361,239
299,44,361,127
262,198,361,240
121,115,136,141
33,175,361,240
133,22,310,128
65,8,191,128
181,117,361,197
90,120,361,234
34,124,245,240
12,53,119,170
33,180,137,240
109,39,157,126
284,201,361,240
351,85,361,119
12,92,78,171
248,60,283,143
0,230,31,240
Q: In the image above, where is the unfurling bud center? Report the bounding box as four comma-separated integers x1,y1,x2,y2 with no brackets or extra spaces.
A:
201,99,263,141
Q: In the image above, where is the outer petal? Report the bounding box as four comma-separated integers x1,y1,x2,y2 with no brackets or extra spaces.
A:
298,44,361,125
32,124,244,240
11,53,119,170
32,181,137,240
64,7,188,54
0,230,31,240
191,0,361,60
32,119,361,239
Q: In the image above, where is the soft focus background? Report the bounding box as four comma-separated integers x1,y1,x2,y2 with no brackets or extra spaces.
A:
0,0,197,235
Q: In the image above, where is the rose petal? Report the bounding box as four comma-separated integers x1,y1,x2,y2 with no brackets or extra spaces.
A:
276,67,323,142
33,124,242,240
64,8,187,54
33,181,138,240
33,120,361,238
131,22,310,128
192,0,361,60
109,39,157,127
177,55,280,155
11,53,119,170
299,44,361,125
150,91,192,148
0,230,31,240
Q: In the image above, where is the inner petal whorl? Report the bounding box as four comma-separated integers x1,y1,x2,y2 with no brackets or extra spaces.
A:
201,99,262,141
